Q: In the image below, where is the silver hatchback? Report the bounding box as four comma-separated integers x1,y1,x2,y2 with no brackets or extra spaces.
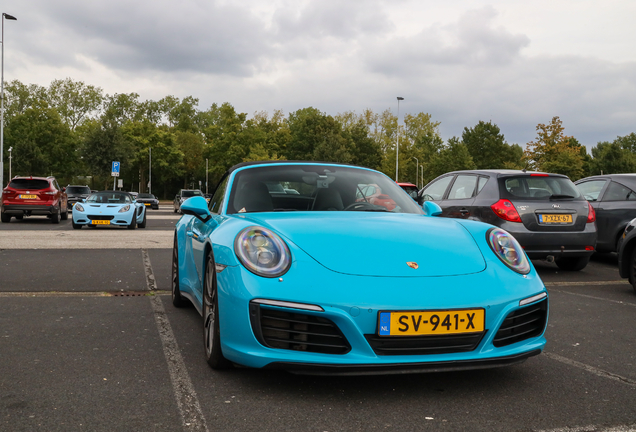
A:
419,170,597,271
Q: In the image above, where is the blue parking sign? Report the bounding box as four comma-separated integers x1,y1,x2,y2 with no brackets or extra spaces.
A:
111,161,120,177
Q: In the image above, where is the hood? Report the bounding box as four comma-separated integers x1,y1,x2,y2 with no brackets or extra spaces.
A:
239,213,486,277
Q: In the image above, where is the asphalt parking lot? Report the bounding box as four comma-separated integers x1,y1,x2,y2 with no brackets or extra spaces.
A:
1,207,635,432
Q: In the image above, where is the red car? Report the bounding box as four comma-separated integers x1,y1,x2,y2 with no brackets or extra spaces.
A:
397,182,419,199
1,176,68,223
356,183,397,211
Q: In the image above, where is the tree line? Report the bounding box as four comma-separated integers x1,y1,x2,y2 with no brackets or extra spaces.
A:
2,78,635,198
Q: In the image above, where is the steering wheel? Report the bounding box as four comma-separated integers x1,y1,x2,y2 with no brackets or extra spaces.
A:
344,201,381,211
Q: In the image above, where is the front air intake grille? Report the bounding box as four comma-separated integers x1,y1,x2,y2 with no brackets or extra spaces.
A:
365,332,485,356
493,299,548,347
249,303,351,355
88,215,114,221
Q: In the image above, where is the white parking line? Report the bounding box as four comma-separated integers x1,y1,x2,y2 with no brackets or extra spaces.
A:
548,289,636,308
536,424,636,432
544,352,636,388
143,250,209,432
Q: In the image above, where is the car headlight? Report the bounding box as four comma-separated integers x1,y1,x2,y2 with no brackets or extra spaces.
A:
119,205,131,213
234,226,291,278
74,203,85,212
487,227,530,274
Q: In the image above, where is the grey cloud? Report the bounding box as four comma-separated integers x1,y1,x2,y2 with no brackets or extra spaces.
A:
15,0,272,76
365,6,530,74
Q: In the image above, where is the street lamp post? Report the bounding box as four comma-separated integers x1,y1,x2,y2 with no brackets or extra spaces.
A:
148,147,152,194
1,12,17,188
8,145,11,180
206,158,208,194
395,97,404,182
420,165,424,190
412,157,419,188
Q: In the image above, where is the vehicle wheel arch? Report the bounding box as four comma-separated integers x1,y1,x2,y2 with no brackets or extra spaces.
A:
620,236,636,278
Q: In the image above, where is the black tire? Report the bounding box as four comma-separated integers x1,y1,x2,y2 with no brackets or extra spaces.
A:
203,253,231,369
173,206,178,213
555,256,590,271
60,208,68,221
629,248,636,295
138,210,147,228
171,237,189,307
72,220,82,229
51,211,60,224
127,217,136,230
1,212,11,223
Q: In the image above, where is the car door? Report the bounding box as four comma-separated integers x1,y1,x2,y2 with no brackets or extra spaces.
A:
596,181,636,251
439,174,479,219
189,176,230,301
420,175,455,215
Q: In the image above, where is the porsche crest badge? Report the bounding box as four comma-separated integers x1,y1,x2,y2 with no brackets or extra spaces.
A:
406,262,419,269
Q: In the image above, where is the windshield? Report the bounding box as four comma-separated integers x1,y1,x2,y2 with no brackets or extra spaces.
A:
66,186,91,194
182,190,203,198
500,176,582,200
86,192,132,204
227,164,423,214
138,193,154,199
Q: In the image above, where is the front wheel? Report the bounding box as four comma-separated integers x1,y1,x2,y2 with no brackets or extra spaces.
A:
555,256,590,271
171,237,189,307
127,217,136,230
138,210,147,228
203,254,231,369
72,220,82,229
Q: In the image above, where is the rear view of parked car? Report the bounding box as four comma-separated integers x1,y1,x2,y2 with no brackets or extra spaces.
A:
1,176,68,223
575,174,636,253
419,170,597,271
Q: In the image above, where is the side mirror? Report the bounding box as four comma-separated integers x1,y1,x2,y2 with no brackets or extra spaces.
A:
422,201,442,217
180,196,212,222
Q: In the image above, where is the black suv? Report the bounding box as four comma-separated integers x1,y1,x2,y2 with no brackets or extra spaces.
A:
418,169,597,271
66,185,92,210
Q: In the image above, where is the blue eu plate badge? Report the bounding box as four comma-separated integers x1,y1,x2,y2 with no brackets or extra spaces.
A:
379,312,391,336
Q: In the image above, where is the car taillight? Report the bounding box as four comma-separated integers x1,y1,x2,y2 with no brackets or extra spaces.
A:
587,202,596,223
491,199,522,222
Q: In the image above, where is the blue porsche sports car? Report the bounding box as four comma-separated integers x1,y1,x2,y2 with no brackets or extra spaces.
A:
72,191,147,229
173,161,548,374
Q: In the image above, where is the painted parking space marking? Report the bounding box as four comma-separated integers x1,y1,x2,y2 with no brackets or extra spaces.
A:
548,289,636,308
143,249,209,432
544,352,636,388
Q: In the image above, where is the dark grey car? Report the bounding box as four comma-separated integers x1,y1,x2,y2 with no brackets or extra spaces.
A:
616,217,636,294
418,169,597,271
66,185,91,210
173,189,203,213
575,174,636,253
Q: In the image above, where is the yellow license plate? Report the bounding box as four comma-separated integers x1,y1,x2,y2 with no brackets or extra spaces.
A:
144,203,150,206
19,194,37,199
91,220,110,225
539,214,573,224
378,309,485,336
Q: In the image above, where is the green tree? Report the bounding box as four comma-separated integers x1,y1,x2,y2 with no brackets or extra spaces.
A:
427,137,476,179
590,140,636,175
524,116,585,179
462,121,521,169
47,78,104,130
4,100,78,182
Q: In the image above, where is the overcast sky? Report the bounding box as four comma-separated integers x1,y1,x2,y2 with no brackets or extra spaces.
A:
3,0,635,149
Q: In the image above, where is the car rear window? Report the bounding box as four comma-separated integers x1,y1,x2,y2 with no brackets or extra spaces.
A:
9,179,50,190
138,193,154,198
182,190,202,198
500,176,582,200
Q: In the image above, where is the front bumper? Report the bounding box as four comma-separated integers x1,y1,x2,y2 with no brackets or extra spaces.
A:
207,260,548,371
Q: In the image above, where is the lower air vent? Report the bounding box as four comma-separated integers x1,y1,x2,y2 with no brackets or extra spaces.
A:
493,299,548,347
88,215,114,221
249,303,351,354
365,332,485,356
